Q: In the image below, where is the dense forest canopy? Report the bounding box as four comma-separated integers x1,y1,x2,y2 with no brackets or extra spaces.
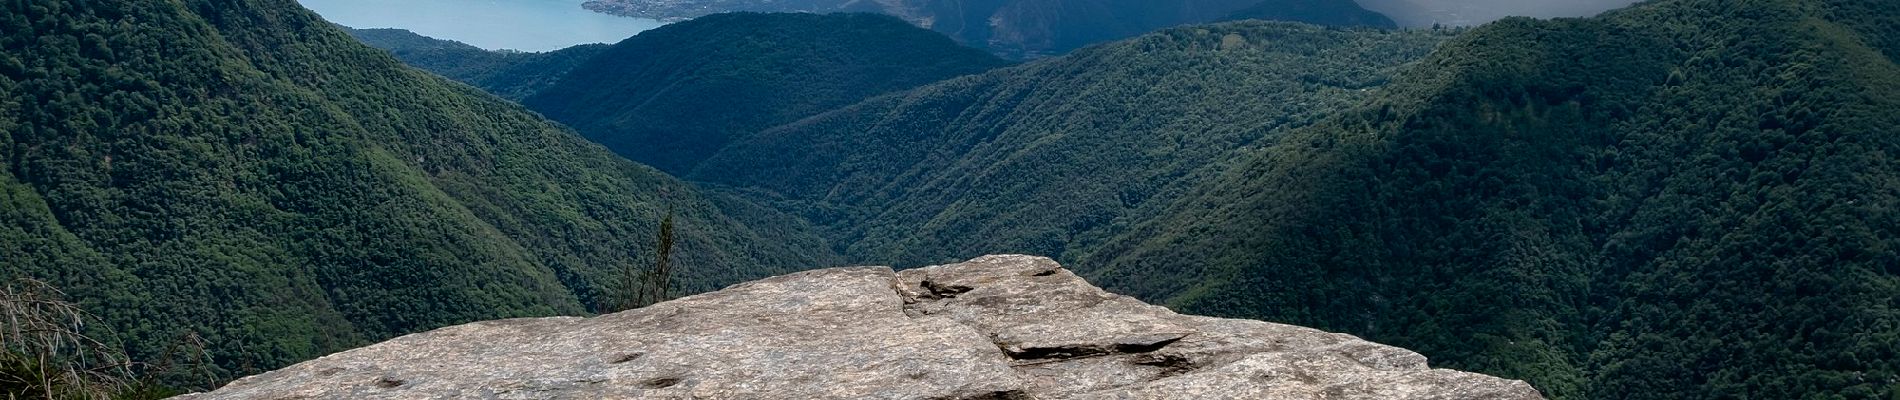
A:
692,21,1453,268
0,0,836,383
1076,0,1900,398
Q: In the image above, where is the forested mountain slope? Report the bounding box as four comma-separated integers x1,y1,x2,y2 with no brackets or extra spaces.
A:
345,27,608,101
692,22,1452,268
521,12,1007,175
0,0,836,381
583,0,1400,58
1076,0,1900,398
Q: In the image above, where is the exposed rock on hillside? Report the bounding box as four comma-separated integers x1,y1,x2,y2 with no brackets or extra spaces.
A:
182,255,1543,399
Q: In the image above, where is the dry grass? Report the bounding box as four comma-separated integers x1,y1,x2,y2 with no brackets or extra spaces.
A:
0,279,134,400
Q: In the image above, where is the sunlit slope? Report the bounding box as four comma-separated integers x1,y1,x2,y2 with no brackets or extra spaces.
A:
0,0,838,378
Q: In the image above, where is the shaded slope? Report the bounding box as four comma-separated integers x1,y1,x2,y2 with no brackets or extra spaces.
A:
345,27,609,101
0,0,837,380
1080,0,1900,398
693,22,1451,266
522,12,1007,175
1221,0,1399,27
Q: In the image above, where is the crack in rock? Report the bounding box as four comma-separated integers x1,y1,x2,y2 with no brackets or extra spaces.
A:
928,389,1034,400
1002,333,1190,361
921,278,975,298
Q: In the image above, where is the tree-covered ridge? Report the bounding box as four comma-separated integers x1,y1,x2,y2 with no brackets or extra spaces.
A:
692,22,1452,268
1078,0,1900,398
522,12,1009,175
344,27,609,101
581,0,1402,58
880,0,1336,59
344,27,483,52
1220,0,1398,28
0,0,837,383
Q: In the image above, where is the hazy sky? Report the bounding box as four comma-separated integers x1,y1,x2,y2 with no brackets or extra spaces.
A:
1356,0,1644,27
297,0,662,51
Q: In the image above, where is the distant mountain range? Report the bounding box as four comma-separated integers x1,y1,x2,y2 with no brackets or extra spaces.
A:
349,14,1006,175
581,0,1397,57
1355,0,1640,27
344,28,609,101
1220,0,1396,26
521,13,1009,175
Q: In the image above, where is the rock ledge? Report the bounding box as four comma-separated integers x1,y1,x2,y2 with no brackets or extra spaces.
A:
183,255,1544,399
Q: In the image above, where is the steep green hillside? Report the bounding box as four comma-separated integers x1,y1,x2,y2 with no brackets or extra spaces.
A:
693,22,1452,266
0,0,836,381
522,12,1007,175
691,0,1900,396
1081,0,1900,398
345,28,609,101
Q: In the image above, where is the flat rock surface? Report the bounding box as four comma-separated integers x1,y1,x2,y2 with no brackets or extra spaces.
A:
182,255,1545,399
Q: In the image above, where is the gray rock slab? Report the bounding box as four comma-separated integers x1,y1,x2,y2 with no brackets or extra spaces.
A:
182,255,1544,400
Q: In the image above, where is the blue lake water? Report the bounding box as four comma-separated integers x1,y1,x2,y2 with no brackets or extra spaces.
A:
297,0,664,51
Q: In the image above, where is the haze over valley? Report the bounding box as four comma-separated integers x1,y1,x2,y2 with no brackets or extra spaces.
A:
1357,0,1644,26
295,0,663,51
